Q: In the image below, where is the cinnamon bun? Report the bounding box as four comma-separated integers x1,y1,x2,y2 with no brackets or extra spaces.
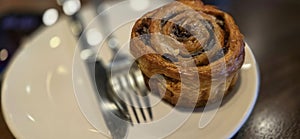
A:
130,0,245,107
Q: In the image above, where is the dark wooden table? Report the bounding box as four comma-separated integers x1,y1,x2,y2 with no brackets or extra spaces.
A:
1,0,300,138
229,0,300,138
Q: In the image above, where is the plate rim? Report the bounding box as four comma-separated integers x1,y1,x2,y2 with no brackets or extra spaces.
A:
227,44,260,138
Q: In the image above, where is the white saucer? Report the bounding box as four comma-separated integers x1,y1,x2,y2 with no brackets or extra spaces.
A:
2,2,259,139
76,41,260,139
1,19,108,139
74,1,260,137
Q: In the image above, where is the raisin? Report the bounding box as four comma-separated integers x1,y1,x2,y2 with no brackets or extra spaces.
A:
172,24,192,41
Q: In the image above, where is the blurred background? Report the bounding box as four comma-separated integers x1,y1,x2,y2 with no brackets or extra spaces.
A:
0,0,299,138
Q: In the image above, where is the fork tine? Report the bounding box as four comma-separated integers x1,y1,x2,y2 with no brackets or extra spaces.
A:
118,75,142,124
130,68,153,120
109,77,134,124
132,93,146,122
147,107,153,120
126,95,140,124
126,74,148,122
109,60,153,125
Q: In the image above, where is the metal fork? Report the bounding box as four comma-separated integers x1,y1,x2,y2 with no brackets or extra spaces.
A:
61,0,153,126
107,41,153,124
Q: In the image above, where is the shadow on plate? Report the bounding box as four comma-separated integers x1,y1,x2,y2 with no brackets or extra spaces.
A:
171,74,242,113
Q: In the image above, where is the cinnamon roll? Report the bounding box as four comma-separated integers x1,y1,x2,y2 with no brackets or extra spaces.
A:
130,0,245,107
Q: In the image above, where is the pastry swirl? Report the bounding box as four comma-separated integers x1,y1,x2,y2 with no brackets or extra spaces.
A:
130,0,245,107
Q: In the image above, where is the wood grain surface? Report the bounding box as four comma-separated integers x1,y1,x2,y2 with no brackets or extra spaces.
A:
228,0,300,138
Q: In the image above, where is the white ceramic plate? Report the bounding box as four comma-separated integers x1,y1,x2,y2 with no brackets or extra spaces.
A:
74,1,260,137
2,2,259,139
1,19,108,139
76,41,260,139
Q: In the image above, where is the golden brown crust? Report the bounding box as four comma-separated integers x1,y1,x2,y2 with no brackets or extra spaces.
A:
130,0,245,107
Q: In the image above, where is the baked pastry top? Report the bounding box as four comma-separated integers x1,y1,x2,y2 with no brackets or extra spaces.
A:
130,0,245,107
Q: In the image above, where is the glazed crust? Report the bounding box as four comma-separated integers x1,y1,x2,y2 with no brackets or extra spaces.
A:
130,0,245,107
